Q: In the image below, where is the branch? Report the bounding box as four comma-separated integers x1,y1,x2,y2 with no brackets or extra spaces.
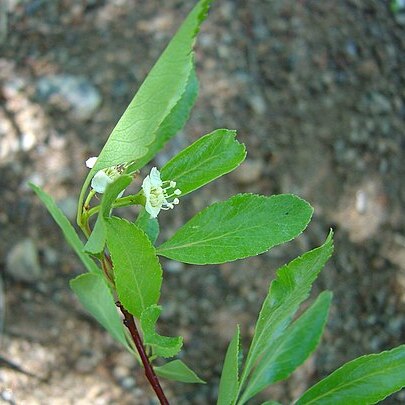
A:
117,302,169,405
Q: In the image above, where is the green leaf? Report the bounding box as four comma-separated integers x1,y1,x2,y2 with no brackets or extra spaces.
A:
157,194,313,265
239,232,334,398
84,216,105,256
135,207,160,244
154,359,205,384
217,325,240,405
140,305,183,358
260,402,283,405
160,129,246,196
70,273,132,351
78,0,212,219
99,175,134,217
105,217,162,318
29,183,100,274
296,345,405,405
91,2,210,171
85,175,133,255
241,291,332,402
131,67,199,171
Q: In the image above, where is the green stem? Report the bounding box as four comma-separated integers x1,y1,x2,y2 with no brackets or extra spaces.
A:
78,189,97,237
77,174,93,227
101,254,115,287
86,193,145,219
84,189,96,210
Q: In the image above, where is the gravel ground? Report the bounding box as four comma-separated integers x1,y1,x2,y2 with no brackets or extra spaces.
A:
1,0,404,404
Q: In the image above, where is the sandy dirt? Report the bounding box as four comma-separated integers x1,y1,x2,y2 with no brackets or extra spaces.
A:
1,0,404,403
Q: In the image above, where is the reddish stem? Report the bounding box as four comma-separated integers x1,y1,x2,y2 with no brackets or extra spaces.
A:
117,302,169,405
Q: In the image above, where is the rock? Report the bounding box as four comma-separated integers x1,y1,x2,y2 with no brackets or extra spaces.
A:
58,196,78,221
75,349,103,373
6,239,42,282
391,0,405,25
332,181,387,243
43,247,59,266
394,13,405,25
113,365,130,381
0,275,4,331
231,159,264,185
0,76,46,162
1,389,16,404
355,189,367,214
248,94,267,115
357,59,379,79
165,260,184,274
111,79,129,98
345,39,358,57
2,77,26,98
360,92,392,114
121,376,136,390
114,351,136,369
36,74,102,120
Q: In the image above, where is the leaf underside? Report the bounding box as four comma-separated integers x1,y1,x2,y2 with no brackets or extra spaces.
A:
70,273,132,351
154,359,205,384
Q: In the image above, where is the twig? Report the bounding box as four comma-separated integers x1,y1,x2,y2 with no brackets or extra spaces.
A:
0,355,47,382
117,302,169,405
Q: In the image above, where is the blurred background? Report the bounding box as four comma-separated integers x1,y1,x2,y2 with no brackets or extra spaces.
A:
0,0,404,403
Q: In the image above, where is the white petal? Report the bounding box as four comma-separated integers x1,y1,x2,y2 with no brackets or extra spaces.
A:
149,167,163,187
142,175,152,197
145,200,160,218
91,170,113,193
86,156,98,168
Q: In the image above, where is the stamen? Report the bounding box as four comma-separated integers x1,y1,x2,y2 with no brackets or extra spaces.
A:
142,167,182,217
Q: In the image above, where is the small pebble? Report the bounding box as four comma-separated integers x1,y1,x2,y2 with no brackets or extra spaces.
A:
36,74,102,120
121,376,136,390
231,159,264,185
355,190,367,214
6,238,42,283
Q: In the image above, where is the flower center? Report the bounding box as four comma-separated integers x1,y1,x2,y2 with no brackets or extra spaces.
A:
149,186,166,208
86,156,135,194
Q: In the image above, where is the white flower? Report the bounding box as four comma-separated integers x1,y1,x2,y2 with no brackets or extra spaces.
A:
142,167,181,218
85,156,129,195
91,170,114,193
85,156,98,169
